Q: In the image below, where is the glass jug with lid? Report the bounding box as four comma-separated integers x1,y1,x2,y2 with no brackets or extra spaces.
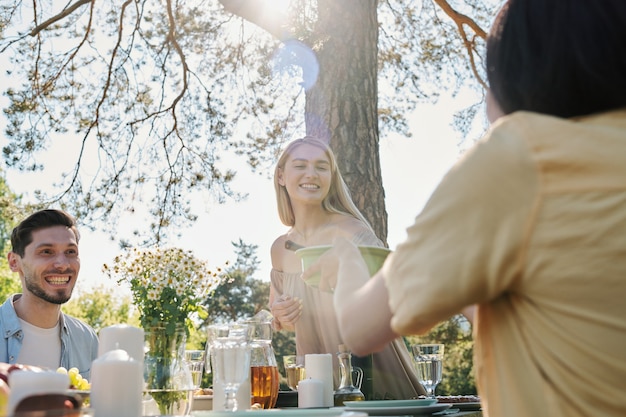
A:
246,310,279,409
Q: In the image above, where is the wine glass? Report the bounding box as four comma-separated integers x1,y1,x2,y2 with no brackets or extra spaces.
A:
184,350,206,389
282,355,306,391
411,343,444,398
209,324,251,411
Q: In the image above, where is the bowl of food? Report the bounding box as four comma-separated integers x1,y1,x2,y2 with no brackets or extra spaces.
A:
191,388,213,410
295,245,391,289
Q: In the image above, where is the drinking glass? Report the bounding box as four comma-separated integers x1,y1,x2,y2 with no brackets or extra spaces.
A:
282,355,306,391
411,343,444,398
184,350,206,389
209,324,251,411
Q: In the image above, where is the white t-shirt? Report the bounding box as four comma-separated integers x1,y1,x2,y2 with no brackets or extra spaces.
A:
16,318,62,369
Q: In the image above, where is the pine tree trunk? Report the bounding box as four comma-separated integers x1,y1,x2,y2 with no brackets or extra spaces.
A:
305,0,388,244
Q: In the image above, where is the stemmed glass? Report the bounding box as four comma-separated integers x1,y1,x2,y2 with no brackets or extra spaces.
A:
209,323,252,411
184,350,206,389
282,355,306,391
411,343,444,398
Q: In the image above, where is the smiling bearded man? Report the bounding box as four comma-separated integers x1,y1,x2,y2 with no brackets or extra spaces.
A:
1,209,98,379
19,226,78,305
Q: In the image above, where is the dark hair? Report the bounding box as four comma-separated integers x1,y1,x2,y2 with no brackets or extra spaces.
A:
10,209,80,257
486,0,626,118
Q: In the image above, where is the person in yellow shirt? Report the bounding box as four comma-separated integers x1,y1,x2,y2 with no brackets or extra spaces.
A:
305,1,626,416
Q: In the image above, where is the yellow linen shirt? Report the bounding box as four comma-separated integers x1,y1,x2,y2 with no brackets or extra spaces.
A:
383,109,626,417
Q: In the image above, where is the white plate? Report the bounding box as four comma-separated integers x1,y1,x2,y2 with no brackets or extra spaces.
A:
344,400,436,408
344,403,451,416
192,408,347,417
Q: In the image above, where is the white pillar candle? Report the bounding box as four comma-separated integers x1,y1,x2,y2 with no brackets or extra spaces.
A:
304,354,333,407
298,378,324,408
8,370,70,415
91,349,143,417
98,324,144,364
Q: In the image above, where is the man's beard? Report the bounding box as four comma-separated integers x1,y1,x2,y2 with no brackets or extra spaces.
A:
24,276,73,305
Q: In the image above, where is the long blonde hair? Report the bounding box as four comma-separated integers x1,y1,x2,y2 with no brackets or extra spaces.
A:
274,136,374,231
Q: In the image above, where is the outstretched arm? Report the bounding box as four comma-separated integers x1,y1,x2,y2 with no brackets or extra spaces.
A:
304,237,398,356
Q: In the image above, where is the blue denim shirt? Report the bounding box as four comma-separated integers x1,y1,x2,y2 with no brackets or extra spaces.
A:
0,294,99,379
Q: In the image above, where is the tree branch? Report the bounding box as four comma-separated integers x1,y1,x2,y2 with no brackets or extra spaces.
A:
432,0,487,39
29,0,93,37
432,0,488,89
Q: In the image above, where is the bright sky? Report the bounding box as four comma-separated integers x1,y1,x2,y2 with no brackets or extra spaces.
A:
2,90,484,297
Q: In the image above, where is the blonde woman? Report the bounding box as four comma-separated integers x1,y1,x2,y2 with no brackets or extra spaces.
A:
269,136,424,399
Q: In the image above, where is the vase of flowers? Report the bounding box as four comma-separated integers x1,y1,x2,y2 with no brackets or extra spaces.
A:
143,325,191,415
103,246,226,415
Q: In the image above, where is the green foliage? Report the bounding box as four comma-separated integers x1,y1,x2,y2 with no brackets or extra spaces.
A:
62,285,138,333
406,315,476,395
0,170,21,251
186,327,208,350
0,256,21,302
0,173,22,300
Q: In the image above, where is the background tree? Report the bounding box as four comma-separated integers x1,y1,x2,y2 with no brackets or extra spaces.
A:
223,0,389,239
62,285,138,333
0,0,496,244
0,171,24,300
0,170,23,250
0,257,20,302
202,239,269,323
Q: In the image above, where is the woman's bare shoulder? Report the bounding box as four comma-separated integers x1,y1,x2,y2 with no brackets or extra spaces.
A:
271,233,298,268
271,234,287,249
271,232,305,272
332,215,382,246
271,234,289,258
333,215,371,234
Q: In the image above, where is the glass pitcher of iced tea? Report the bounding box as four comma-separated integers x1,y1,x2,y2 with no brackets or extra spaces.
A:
246,311,279,409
